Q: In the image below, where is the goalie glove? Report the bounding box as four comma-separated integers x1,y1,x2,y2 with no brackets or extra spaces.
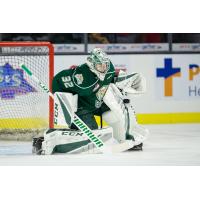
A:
115,70,146,96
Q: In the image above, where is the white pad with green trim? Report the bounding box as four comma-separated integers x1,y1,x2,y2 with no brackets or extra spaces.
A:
103,83,128,142
54,92,78,128
125,102,149,145
103,83,149,145
42,127,114,155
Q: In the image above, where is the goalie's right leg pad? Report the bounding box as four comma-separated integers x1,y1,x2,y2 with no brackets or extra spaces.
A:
42,127,113,155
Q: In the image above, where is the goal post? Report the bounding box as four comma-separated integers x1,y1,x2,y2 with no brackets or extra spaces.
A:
0,42,54,139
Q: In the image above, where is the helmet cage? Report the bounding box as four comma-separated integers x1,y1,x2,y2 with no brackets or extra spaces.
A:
87,48,110,74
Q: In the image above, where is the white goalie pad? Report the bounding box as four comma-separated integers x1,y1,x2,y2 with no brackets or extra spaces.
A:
125,102,149,145
54,92,78,128
103,83,149,145
42,127,114,155
103,83,128,142
115,70,146,96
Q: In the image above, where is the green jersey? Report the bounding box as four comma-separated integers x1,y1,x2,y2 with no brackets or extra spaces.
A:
52,62,115,114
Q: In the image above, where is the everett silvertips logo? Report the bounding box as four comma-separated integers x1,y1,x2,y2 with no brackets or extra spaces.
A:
74,74,84,85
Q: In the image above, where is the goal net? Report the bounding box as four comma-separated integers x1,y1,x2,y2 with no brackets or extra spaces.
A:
0,42,54,140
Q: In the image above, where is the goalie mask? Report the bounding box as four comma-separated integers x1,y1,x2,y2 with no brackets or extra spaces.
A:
86,48,110,81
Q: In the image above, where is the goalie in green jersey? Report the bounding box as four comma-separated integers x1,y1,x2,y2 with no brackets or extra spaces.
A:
52,47,116,130
32,48,149,154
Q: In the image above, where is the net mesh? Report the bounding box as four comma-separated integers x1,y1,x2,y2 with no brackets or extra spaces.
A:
0,43,53,140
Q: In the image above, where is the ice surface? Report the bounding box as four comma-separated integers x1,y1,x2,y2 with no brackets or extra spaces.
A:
0,124,200,166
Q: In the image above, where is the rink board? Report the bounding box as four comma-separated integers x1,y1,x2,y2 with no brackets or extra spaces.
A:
54,54,200,124
0,112,200,129
1,53,200,129
0,118,48,129
96,113,200,125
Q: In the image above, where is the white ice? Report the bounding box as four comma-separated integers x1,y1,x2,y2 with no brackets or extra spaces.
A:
0,124,200,166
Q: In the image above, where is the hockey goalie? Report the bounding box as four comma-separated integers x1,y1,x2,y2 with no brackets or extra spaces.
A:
32,48,149,155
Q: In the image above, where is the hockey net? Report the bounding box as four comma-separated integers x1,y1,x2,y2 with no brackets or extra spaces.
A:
0,42,54,140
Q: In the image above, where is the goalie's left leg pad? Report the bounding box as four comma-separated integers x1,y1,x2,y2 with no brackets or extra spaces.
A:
103,84,128,142
102,83,149,149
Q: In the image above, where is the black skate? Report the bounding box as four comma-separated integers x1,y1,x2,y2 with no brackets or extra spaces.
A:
126,134,143,151
32,137,44,155
128,143,143,151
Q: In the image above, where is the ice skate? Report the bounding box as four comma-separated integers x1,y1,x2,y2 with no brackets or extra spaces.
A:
32,137,44,155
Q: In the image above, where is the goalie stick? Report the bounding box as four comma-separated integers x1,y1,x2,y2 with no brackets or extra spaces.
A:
21,64,135,153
